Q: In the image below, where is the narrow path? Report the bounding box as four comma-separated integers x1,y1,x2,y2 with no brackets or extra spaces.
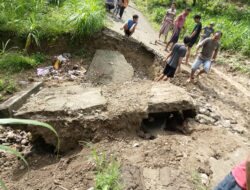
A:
108,2,250,189
108,2,250,99
108,2,165,55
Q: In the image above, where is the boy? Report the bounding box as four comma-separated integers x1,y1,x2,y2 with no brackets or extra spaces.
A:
121,14,139,37
165,8,191,51
155,36,190,82
184,14,202,65
200,22,215,42
187,31,222,83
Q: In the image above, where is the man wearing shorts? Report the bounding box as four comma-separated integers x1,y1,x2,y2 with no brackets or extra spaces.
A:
187,31,222,83
155,36,190,81
121,14,139,37
165,8,191,51
184,15,202,65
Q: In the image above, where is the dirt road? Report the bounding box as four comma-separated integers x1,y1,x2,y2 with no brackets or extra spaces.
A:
0,2,250,190
108,2,250,188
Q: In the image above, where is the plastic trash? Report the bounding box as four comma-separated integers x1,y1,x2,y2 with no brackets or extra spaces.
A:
37,66,53,76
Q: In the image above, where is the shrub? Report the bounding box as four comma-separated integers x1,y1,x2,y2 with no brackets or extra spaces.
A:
152,7,166,23
66,0,105,37
0,0,105,38
0,53,38,73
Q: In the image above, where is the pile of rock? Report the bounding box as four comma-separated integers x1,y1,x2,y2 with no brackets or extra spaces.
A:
0,125,31,152
194,102,246,135
195,103,221,125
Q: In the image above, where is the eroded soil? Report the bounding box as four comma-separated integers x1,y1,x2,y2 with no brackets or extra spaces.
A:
0,2,250,190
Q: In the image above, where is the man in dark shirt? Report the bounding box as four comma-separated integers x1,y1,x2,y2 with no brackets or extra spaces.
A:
155,36,190,81
184,15,202,65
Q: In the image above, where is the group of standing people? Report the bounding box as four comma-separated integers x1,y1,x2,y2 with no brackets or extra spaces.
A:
155,3,221,83
106,0,138,37
104,3,249,189
105,0,129,19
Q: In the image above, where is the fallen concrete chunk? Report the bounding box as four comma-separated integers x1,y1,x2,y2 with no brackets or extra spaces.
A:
148,83,195,113
13,82,196,152
15,85,107,117
87,50,134,84
0,82,43,118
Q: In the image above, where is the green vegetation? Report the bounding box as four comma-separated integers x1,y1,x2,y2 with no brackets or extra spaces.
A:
0,0,105,39
135,0,250,56
191,171,209,190
92,150,122,190
0,78,17,98
0,53,38,73
0,118,59,190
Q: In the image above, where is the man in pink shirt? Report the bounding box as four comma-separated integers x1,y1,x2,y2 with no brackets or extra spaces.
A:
165,8,191,51
214,155,250,190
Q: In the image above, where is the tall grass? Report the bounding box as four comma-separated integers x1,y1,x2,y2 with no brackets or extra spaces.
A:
0,0,105,38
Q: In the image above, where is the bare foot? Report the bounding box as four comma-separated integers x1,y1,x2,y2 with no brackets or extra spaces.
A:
186,78,194,83
165,48,169,52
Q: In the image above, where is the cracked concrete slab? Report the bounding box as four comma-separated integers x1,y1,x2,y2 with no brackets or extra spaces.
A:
148,83,195,113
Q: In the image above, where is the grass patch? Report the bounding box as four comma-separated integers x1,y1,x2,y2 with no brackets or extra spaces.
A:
0,0,105,39
0,53,38,73
217,54,250,74
92,150,122,190
0,78,17,95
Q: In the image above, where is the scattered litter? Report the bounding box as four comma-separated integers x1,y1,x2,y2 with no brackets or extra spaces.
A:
37,66,53,76
53,54,70,70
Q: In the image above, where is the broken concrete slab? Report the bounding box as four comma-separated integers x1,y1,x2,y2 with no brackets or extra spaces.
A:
13,82,196,151
15,85,107,117
87,50,134,84
0,82,43,118
148,83,195,113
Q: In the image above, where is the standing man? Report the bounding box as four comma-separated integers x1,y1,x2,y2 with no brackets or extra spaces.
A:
165,8,191,51
119,0,129,19
105,0,115,12
155,36,190,81
200,22,215,42
187,31,222,83
158,3,177,43
184,14,202,65
121,14,139,37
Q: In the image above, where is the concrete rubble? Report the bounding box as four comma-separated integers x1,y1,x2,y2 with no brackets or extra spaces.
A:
14,82,196,151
